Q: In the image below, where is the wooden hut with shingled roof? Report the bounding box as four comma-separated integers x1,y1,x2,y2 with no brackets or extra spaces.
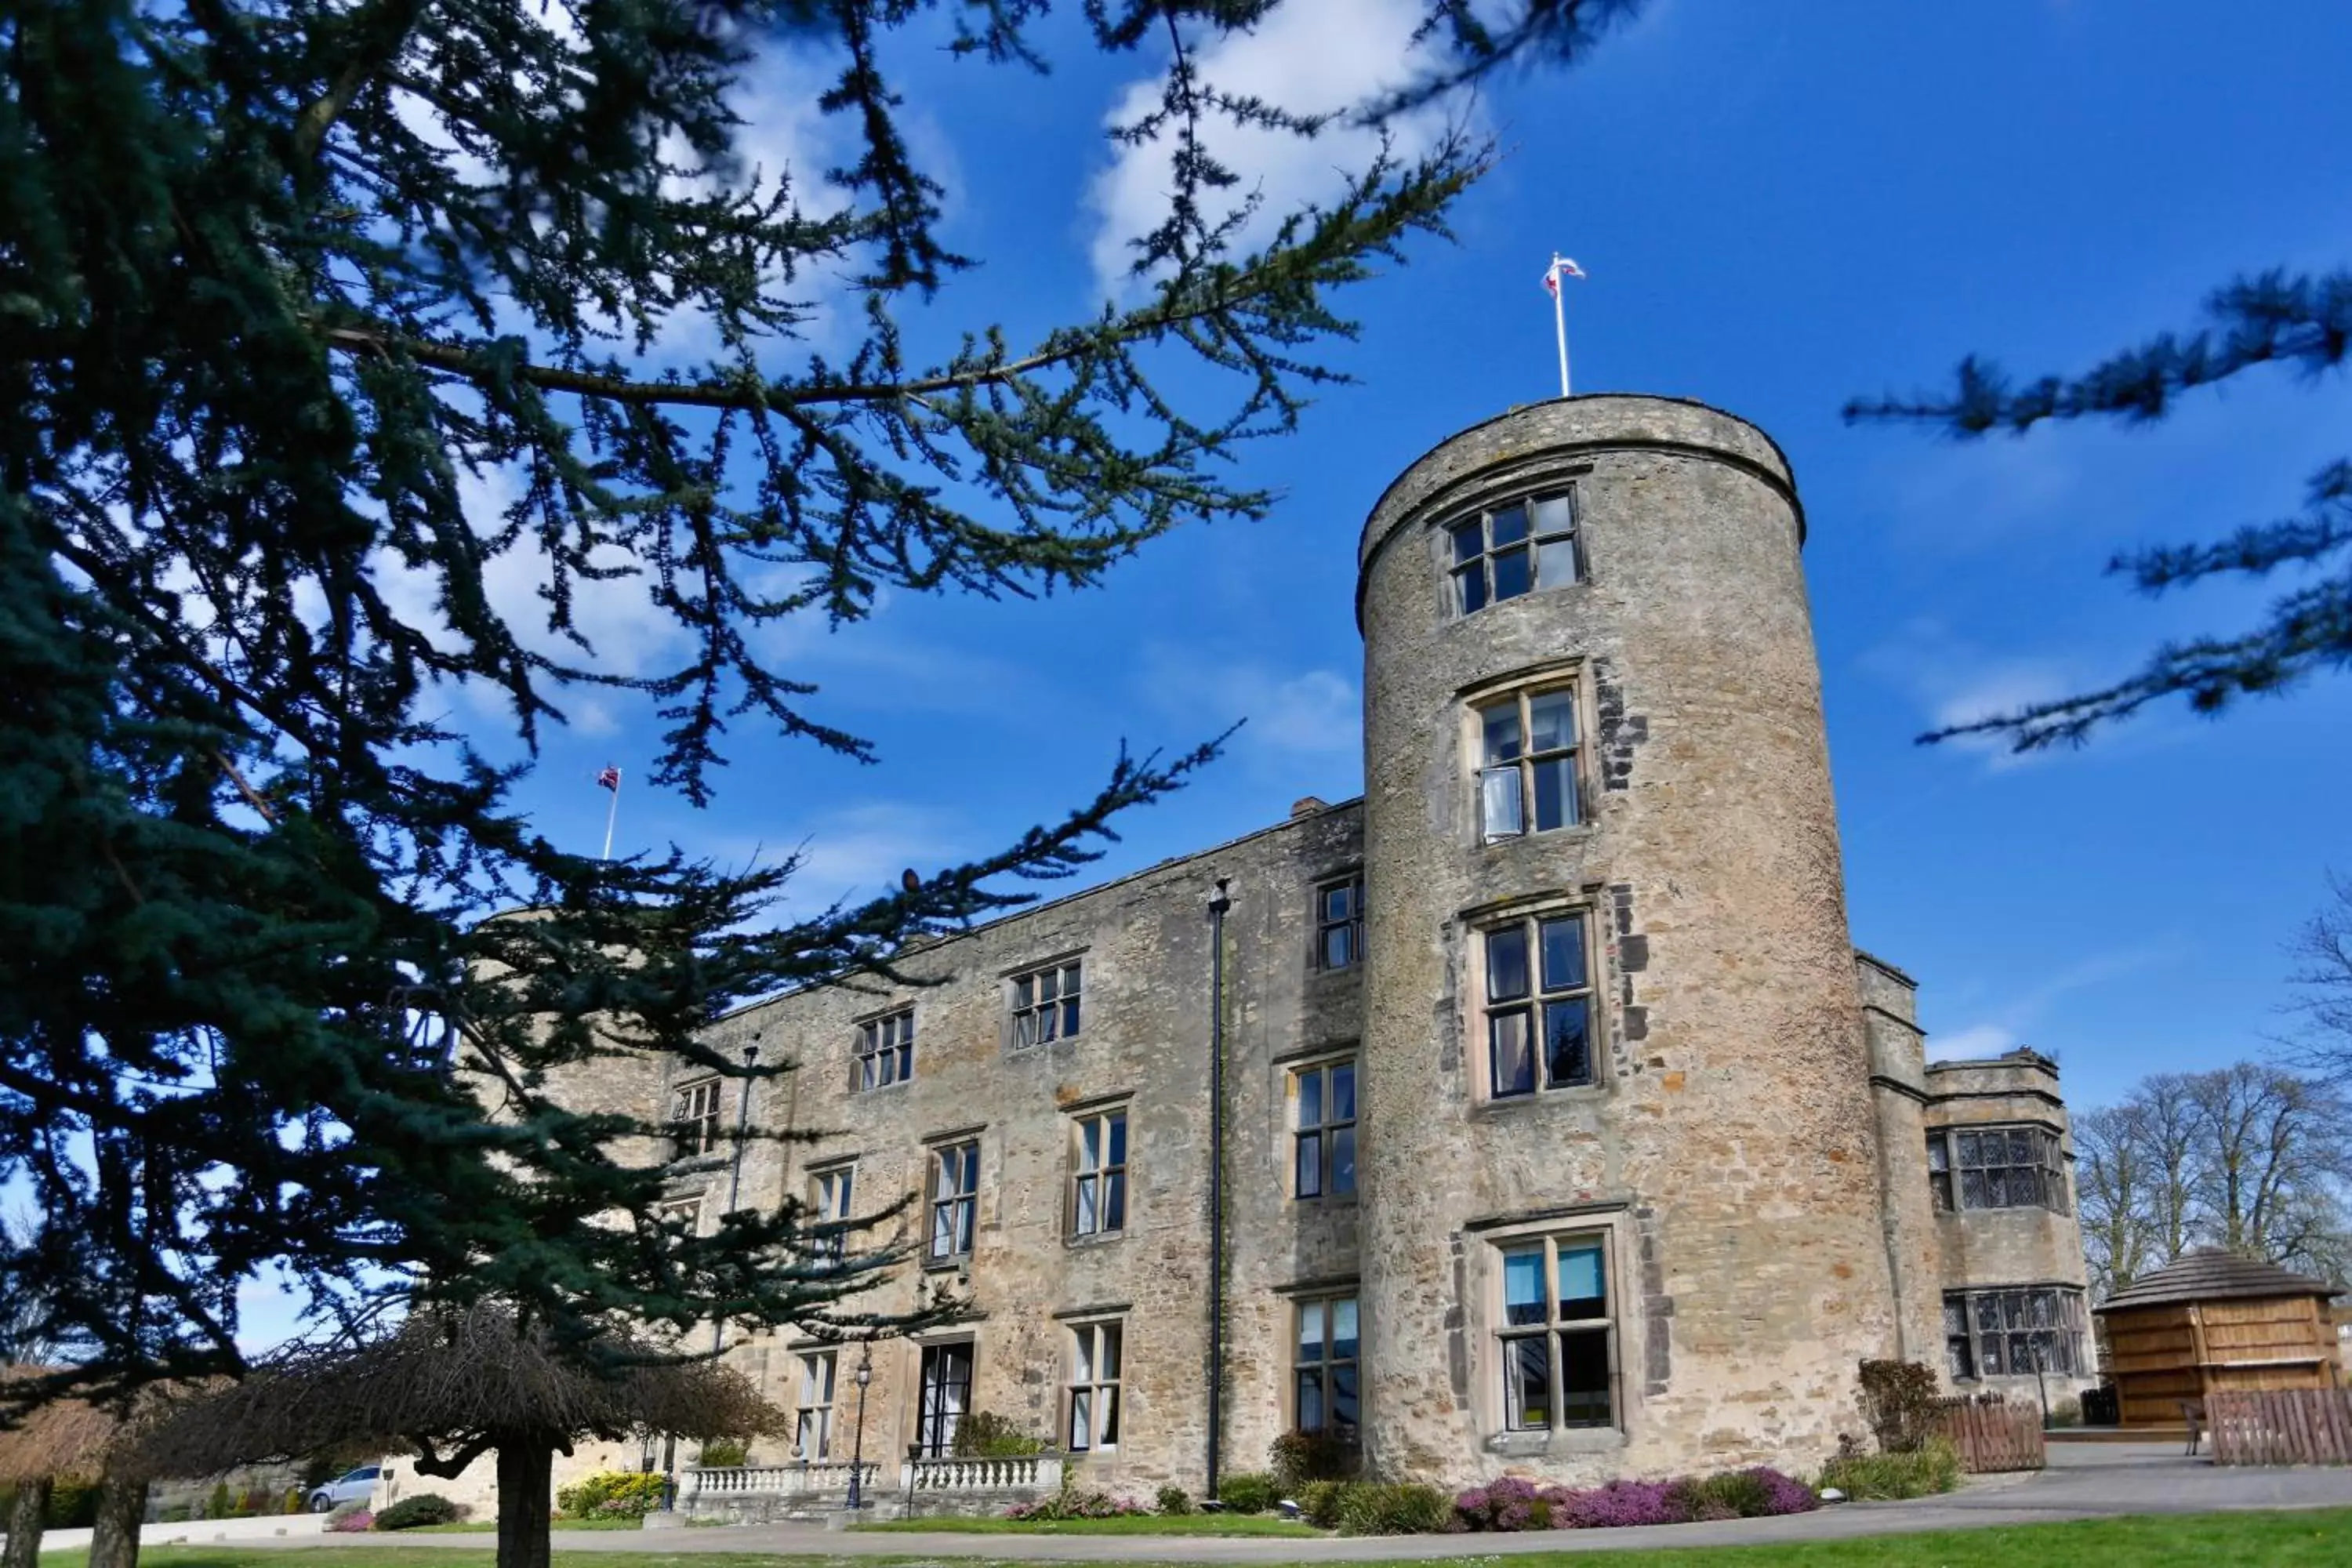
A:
2096,1249,2346,1428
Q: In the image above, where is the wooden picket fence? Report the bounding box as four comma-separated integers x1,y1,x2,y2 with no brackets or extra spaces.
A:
1929,1397,2045,1472
2208,1389,2352,1465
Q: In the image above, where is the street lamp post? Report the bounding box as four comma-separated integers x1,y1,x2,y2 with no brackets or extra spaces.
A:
846,1344,875,1512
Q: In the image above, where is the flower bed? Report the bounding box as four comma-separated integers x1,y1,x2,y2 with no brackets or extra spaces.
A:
1452,1467,1817,1533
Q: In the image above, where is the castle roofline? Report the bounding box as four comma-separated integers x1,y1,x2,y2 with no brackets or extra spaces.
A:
712,794,1365,1025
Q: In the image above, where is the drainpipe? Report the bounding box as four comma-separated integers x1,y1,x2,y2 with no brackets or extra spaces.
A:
1205,877,1231,1501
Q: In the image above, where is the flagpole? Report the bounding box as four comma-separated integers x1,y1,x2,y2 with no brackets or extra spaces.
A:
601,768,622,862
1552,252,1572,398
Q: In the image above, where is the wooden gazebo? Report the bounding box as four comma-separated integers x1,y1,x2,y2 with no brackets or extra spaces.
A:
2096,1250,2346,1428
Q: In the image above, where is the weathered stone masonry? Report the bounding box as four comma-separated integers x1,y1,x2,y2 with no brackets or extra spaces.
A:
460,395,2096,1515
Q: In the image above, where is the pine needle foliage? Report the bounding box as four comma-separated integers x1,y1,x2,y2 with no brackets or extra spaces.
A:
0,0,1629,1425
1847,268,2352,750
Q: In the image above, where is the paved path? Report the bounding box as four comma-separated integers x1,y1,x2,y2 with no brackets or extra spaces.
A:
74,1446,2352,1561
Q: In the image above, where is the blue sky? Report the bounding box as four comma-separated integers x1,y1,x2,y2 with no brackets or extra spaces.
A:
499,0,2352,1118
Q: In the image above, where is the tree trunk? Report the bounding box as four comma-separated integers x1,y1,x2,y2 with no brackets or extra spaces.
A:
495,1435,554,1568
87,1475,147,1568
3,1477,52,1568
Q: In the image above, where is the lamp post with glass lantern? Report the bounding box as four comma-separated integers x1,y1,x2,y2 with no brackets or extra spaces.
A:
846,1343,874,1511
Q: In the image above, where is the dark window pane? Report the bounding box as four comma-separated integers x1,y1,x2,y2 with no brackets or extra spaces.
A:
1973,1295,2002,1333
1527,690,1575,752
1980,1336,2005,1375
1531,754,1573,831
1490,505,1530,546
1108,1112,1127,1166
1063,996,1081,1036
1481,702,1523,764
1961,1170,1988,1209
1490,1010,1534,1098
1295,1371,1323,1432
1456,564,1487,615
1931,1172,1953,1212
1296,1132,1322,1199
1331,1127,1356,1195
1558,1331,1611,1426
1298,1068,1323,1128
1105,1171,1126,1231
1985,1169,2009,1207
1332,1063,1356,1122
1491,546,1532,601
1323,927,1352,967
1540,916,1586,992
1947,1337,1974,1381
1330,1364,1359,1429
1543,999,1592,1088
1486,926,1530,1000
2009,1130,2035,1166
1926,1136,1948,1172
1452,520,1485,564
1502,1247,1547,1325
1956,1131,1981,1167
1298,1301,1324,1363
1531,494,1574,537
1537,537,1578,587
1503,1336,1550,1429
1331,1298,1359,1360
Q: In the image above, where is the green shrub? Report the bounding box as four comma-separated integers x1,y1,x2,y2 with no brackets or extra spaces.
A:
158,1504,194,1523
554,1470,669,1520
1817,1437,1962,1501
205,1482,234,1519
1269,1428,1358,1490
46,1479,101,1530
1214,1472,1280,1515
1672,1470,1772,1520
2049,1395,2082,1428
1006,1486,1149,1521
697,1439,750,1469
1153,1484,1192,1516
373,1494,466,1532
1296,1480,1345,1530
1856,1358,1941,1454
951,1411,1044,1458
1334,1481,1452,1536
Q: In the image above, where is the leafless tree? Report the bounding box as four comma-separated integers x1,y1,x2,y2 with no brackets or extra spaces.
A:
0,1208,53,1368
2074,1105,2158,1300
2286,872,2352,1083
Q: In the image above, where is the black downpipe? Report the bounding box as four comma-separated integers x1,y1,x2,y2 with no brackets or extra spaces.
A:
1205,877,1231,1501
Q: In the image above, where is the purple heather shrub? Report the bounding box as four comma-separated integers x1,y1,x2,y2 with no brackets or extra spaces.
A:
1553,1479,1690,1530
1745,1468,1820,1516
1452,1475,1553,1532
324,1510,375,1534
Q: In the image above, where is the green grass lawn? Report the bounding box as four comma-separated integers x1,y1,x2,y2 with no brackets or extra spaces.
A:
401,1518,655,1534
853,1512,1324,1537
82,1507,2352,1565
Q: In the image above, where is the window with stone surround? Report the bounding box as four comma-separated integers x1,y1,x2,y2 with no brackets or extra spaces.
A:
670,1077,724,1158
1497,1234,1616,1432
1927,1126,2068,1214
1010,959,1083,1047
1943,1286,2086,1381
1068,1107,1128,1239
854,1007,914,1091
1448,488,1581,616
1292,1057,1357,1200
793,1348,836,1460
1065,1320,1123,1451
1478,911,1595,1098
1316,874,1364,970
810,1162,855,1265
1293,1294,1360,1436
655,1196,702,1234
1475,685,1583,840
927,1140,979,1262
916,1341,973,1457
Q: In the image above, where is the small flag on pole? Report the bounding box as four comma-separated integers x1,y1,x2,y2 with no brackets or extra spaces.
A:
1541,253,1584,396
596,764,622,859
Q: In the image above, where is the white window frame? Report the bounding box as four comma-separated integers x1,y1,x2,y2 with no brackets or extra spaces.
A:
855,1008,914,1091
1010,959,1084,1047
1065,1320,1123,1453
1493,1231,1618,1434
1291,1055,1358,1200
1476,909,1598,1099
927,1140,980,1262
810,1162,855,1265
1069,1108,1128,1240
793,1348,837,1460
1448,487,1582,616
671,1077,724,1157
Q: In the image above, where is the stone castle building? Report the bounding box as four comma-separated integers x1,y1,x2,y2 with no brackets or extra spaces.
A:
419,397,2095,1512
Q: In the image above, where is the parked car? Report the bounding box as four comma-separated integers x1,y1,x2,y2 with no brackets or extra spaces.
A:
307,1466,382,1512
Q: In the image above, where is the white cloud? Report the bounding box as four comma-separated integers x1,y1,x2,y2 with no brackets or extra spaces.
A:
1144,646,1361,757
730,802,973,915
1925,946,2172,1062
1084,0,1463,295
1858,618,2079,773
1926,1023,2020,1062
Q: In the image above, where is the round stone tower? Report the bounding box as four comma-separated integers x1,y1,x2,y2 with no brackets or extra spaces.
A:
1354,396,1900,1486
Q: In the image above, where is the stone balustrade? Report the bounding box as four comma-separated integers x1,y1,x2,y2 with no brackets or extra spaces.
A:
899,1452,1062,1496
677,1460,881,1510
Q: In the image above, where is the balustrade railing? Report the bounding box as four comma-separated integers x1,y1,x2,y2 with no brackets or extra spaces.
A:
901,1453,1063,1494
678,1461,880,1503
